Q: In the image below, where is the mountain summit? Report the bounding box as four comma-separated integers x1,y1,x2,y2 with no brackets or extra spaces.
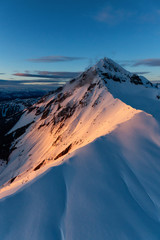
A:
0,58,160,240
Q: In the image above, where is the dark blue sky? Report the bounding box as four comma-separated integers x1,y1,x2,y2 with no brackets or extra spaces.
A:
1,0,160,82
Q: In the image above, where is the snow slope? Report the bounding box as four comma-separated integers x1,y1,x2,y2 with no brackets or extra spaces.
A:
0,58,160,239
1,112,160,240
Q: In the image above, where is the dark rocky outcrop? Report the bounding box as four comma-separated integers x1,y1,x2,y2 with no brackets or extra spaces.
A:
34,160,45,171
0,121,34,162
54,144,72,160
130,75,143,85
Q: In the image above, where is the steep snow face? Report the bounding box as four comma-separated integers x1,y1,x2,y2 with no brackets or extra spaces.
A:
61,113,160,240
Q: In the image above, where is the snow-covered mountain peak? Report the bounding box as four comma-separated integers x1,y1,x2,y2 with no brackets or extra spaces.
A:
60,57,157,94
0,58,160,199
94,57,154,87
69,57,156,90
63,57,130,91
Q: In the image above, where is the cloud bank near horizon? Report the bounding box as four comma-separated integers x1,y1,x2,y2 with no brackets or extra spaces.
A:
27,56,86,63
133,59,160,67
13,71,81,79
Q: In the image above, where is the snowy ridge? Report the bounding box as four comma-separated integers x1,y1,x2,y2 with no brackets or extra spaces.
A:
0,58,160,239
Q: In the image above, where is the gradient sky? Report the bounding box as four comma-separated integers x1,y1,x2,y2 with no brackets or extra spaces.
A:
1,0,160,82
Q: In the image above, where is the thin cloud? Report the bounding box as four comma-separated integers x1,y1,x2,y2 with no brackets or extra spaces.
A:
94,6,135,25
94,5,160,25
13,71,81,78
133,59,160,67
120,63,128,67
27,56,86,63
0,73,5,75
117,60,135,67
95,7,125,24
132,71,150,75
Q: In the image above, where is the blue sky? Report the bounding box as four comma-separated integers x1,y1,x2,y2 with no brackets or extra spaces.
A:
0,0,160,82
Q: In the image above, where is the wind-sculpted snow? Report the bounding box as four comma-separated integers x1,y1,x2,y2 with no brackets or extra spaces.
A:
0,58,160,239
0,112,160,240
